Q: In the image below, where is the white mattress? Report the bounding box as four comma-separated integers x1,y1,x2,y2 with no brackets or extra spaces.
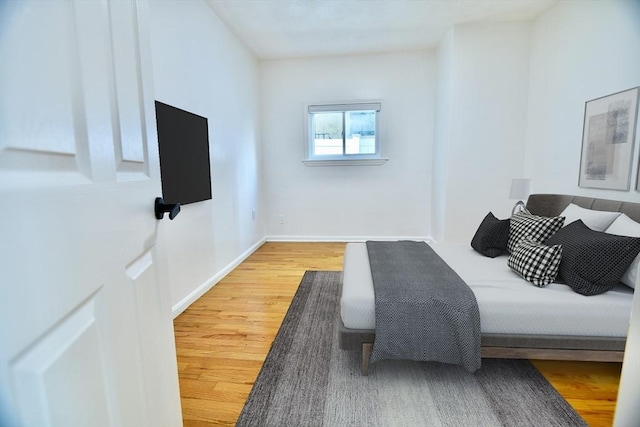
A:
341,242,634,337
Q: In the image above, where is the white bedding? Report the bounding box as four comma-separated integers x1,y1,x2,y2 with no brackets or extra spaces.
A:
341,242,634,337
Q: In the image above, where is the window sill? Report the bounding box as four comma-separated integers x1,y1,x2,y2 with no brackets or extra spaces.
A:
302,158,389,167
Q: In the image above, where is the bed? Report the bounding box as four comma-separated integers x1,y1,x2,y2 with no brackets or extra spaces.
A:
340,194,640,375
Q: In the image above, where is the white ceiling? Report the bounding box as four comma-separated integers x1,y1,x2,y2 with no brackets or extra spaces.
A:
205,0,558,59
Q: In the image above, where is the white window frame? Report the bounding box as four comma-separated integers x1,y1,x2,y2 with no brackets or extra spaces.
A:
303,101,388,166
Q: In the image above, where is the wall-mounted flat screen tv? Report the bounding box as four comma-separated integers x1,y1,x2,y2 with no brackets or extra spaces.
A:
154,101,212,205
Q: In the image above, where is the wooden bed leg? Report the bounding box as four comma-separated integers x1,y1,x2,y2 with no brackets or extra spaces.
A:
362,343,373,376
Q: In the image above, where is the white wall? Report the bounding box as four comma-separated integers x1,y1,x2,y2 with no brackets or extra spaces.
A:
525,0,640,201
261,52,435,240
149,0,264,315
433,23,532,243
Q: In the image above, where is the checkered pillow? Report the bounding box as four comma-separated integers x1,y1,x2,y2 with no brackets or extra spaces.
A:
507,209,565,253
508,237,563,287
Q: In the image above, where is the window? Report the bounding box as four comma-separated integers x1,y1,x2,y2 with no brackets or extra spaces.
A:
305,102,386,166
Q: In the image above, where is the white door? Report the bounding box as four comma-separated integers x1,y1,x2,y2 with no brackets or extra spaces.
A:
0,1,182,426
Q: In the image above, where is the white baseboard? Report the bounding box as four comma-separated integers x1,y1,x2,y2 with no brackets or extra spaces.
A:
171,237,267,318
266,235,434,243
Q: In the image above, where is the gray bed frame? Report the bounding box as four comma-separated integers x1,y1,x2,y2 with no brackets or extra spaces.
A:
340,194,640,375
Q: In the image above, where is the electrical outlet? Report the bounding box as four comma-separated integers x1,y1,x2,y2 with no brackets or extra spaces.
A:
278,215,285,224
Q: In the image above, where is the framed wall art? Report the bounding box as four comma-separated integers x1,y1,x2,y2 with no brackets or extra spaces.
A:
578,87,639,190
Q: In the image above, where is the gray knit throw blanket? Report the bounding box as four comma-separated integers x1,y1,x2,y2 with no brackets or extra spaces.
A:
367,241,481,372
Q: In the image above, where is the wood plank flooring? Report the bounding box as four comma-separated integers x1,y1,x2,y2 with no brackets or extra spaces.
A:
173,242,621,426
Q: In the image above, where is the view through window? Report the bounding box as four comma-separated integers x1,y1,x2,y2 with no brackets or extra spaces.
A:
307,102,381,160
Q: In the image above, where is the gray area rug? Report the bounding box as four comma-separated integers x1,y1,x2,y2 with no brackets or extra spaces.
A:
236,271,587,427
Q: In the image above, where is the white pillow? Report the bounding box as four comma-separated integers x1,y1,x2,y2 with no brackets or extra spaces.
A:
605,213,640,289
560,203,621,231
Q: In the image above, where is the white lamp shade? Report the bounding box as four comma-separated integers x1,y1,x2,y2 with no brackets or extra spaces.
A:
509,179,532,200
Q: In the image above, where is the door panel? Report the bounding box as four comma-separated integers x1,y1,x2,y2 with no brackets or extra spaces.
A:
128,247,180,426
0,0,89,184
11,294,111,427
109,0,147,173
0,1,182,426
0,1,77,156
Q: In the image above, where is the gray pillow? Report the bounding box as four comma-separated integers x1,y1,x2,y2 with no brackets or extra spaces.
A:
545,220,640,296
471,212,509,258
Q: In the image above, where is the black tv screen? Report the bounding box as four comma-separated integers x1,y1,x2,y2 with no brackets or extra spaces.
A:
155,101,212,205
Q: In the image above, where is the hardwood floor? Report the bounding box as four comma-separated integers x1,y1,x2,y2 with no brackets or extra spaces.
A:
173,242,621,426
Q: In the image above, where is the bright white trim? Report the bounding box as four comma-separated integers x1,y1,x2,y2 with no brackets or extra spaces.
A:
308,102,381,113
171,237,266,318
302,158,388,167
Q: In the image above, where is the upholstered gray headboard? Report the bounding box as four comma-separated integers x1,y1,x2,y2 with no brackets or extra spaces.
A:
526,194,640,223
